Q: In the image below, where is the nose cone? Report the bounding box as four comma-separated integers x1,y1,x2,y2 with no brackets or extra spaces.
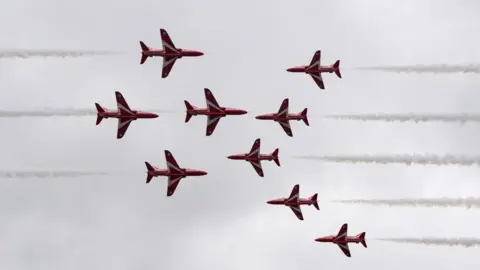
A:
286,67,295,72
201,171,208,176
239,109,248,115
267,200,274,204
152,113,159,118
196,51,204,56
314,237,328,242
255,115,266,120
227,155,236,160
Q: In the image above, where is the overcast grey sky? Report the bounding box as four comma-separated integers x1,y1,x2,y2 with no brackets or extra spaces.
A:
0,0,480,269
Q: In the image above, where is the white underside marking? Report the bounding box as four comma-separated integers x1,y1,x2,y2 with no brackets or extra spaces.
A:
163,56,179,68
118,119,133,130
117,104,135,116
249,160,262,170
311,73,323,82
162,41,179,54
168,176,182,187
166,161,182,173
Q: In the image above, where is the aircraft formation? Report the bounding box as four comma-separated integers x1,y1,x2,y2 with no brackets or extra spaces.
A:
93,28,362,257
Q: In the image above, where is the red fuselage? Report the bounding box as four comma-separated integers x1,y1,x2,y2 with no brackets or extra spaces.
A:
267,197,316,206
188,107,248,116
98,110,158,120
255,113,302,121
314,235,362,244
287,65,336,74
147,168,208,178
142,48,204,58
227,153,274,161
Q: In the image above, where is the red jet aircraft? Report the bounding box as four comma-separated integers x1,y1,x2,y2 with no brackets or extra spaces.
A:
95,91,159,139
139,28,204,78
314,223,367,257
287,50,341,90
184,88,248,136
255,98,309,137
267,184,318,220
145,150,208,196
227,138,280,177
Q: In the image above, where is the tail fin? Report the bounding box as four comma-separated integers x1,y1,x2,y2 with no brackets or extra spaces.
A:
145,162,155,184
140,41,149,51
272,148,280,166
358,232,367,248
184,101,195,123
333,60,341,78
310,193,319,210
95,103,105,125
301,108,309,126
140,41,149,64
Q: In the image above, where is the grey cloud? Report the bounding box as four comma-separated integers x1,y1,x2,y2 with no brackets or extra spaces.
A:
1,0,480,269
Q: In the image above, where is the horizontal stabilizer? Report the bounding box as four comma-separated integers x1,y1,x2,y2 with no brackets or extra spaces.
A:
272,148,280,166
301,108,309,126
95,103,105,125
333,60,341,78
310,193,319,210
145,162,155,183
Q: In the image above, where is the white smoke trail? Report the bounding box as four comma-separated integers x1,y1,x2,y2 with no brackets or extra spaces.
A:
0,109,97,117
332,198,480,209
357,64,480,74
376,238,480,247
0,170,111,178
0,50,122,59
296,154,480,166
0,108,173,117
325,113,480,123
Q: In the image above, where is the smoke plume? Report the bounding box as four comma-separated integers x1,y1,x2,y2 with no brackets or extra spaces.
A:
0,108,172,117
325,113,480,123
332,198,480,209
0,170,111,178
0,109,97,117
356,64,480,74
376,238,480,247
296,154,480,166
0,50,122,59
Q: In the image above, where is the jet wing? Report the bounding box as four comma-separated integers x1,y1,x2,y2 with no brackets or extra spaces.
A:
117,118,133,139
115,91,135,116
278,120,293,137
337,243,351,257
204,88,225,136
277,98,289,116
248,160,264,177
310,73,325,89
161,55,178,78
206,115,222,136
286,184,300,202
289,205,304,220
167,175,182,196
165,150,183,174
204,88,224,113
309,50,321,69
247,138,261,157
336,223,348,240
160,29,179,54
